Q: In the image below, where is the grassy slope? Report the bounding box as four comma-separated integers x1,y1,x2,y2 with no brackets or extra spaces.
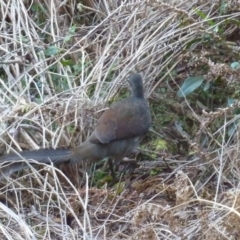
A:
1,0,240,239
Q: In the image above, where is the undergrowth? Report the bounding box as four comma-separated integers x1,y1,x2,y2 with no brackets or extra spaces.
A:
1,0,240,239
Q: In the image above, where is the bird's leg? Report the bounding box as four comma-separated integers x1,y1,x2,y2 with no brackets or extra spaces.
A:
107,157,117,180
120,158,139,175
119,147,140,170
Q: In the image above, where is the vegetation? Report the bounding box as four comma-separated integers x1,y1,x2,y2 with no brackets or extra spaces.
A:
1,0,240,239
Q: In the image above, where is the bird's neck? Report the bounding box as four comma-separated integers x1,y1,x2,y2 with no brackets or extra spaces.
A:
131,89,144,98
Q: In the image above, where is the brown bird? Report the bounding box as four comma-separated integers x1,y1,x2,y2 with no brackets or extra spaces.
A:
0,73,151,179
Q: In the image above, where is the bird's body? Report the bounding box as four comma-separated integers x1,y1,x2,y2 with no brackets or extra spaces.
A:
0,73,151,179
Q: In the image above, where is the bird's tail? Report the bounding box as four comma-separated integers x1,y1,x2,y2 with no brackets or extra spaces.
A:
0,148,72,179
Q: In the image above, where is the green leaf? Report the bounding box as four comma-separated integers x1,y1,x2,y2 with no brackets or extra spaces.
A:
229,98,240,115
194,8,216,26
69,25,76,34
230,62,240,69
219,0,228,15
227,98,235,106
60,59,73,66
153,139,168,151
64,35,72,42
227,115,240,137
44,46,59,56
177,76,204,97
203,82,210,91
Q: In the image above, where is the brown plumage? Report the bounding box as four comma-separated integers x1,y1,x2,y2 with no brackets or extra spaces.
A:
0,73,151,179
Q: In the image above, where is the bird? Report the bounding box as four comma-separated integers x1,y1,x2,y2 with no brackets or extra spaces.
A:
0,73,151,179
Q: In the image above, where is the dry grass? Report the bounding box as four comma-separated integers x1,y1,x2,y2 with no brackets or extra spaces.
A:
1,0,240,239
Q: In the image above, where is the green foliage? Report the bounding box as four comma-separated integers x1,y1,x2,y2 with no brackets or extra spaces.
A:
44,46,60,57
31,3,48,26
219,0,228,15
60,59,74,66
150,169,162,176
153,139,168,151
66,125,76,134
194,8,216,26
93,169,112,187
64,25,77,43
177,76,204,97
72,59,91,77
112,182,125,194
230,62,240,69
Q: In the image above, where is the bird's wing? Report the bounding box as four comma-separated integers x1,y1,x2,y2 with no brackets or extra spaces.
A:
92,98,151,144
